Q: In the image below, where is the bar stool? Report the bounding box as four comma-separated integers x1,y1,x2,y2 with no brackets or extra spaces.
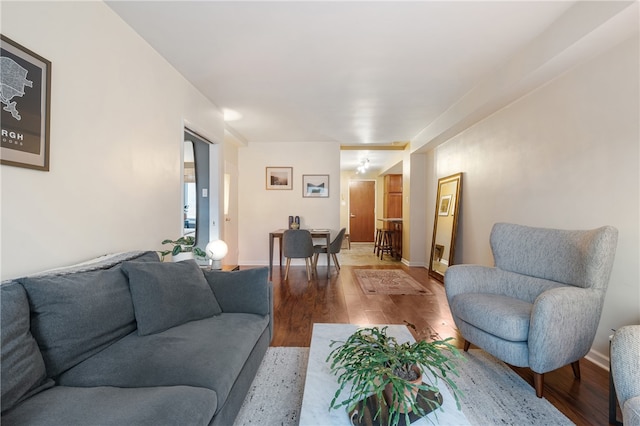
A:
373,228,384,254
378,229,394,259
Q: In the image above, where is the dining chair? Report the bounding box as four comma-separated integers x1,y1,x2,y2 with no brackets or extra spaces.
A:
313,228,346,274
283,229,315,281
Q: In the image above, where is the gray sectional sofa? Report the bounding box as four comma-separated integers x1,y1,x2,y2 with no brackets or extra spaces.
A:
1,251,273,425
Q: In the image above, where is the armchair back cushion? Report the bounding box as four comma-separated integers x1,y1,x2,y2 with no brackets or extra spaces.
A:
491,223,618,289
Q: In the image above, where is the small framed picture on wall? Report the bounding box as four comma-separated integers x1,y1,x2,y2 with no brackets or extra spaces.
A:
302,174,329,198
266,167,293,190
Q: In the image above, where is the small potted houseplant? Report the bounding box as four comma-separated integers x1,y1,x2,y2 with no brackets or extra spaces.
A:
160,236,207,262
327,324,463,426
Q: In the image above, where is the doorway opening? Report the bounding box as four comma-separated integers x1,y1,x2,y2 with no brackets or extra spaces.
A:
183,128,215,253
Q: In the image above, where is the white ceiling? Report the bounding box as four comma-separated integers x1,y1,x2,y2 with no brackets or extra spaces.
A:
106,1,601,171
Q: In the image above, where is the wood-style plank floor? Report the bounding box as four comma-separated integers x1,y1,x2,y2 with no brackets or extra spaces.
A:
260,246,616,426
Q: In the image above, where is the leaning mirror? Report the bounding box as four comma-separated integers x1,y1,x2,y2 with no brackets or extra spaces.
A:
429,172,462,282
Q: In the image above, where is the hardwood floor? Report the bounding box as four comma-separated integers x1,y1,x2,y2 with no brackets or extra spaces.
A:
263,258,616,426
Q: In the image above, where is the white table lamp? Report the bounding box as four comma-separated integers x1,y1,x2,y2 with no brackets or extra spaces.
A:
206,240,228,270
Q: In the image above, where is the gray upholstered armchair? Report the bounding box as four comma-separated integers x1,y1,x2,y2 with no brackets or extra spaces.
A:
445,223,618,398
611,325,640,425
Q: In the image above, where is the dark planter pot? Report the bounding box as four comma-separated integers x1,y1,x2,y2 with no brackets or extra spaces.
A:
383,364,422,414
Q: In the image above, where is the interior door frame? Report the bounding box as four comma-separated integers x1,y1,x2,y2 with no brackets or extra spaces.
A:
184,128,217,253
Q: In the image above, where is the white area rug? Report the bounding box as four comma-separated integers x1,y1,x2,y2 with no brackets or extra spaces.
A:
234,347,310,426
234,347,574,426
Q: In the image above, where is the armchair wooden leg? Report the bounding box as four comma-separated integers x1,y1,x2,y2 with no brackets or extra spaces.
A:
533,373,544,398
332,253,341,272
463,340,471,351
571,360,581,380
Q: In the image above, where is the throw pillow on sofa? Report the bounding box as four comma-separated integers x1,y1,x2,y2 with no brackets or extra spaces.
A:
18,251,160,378
21,266,141,378
122,259,222,336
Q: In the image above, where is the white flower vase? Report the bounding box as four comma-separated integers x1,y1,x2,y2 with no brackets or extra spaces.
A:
172,252,195,262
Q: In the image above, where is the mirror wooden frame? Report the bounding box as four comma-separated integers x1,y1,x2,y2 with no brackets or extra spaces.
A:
428,173,463,282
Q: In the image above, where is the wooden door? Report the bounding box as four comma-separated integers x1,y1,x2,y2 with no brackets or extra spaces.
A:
349,180,375,242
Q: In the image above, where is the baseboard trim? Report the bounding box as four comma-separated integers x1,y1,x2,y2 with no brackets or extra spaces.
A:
585,348,609,371
402,259,426,267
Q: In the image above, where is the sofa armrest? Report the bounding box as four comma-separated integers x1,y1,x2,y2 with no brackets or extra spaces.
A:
203,267,273,317
528,286,603,372
611,325,640,414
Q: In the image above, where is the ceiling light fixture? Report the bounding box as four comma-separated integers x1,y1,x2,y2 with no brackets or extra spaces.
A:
356,159,370,174
222,108,242,122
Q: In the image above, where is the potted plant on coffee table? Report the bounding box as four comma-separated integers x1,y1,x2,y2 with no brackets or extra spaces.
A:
326,324,464,426
160,236,207,262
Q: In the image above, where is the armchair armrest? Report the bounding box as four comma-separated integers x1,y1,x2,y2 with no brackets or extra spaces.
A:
528,286,603,372
203,267,273,317
611,325,640,412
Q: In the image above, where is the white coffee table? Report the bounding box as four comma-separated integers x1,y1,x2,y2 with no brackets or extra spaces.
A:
299,323,470,426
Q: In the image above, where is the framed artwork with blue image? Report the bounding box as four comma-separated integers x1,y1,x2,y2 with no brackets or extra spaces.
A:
302,174,329,198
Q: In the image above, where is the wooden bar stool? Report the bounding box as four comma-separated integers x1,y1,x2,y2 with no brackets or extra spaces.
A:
374,228,384,254
378,229,394,259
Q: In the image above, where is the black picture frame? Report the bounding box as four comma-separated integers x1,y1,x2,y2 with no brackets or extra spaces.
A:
1,35,51,171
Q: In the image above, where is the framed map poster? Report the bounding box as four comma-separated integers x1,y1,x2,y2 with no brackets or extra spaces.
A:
1,35,51,171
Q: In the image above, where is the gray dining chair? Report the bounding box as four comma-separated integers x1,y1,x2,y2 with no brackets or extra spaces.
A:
283,229,315,281
313,228,346,274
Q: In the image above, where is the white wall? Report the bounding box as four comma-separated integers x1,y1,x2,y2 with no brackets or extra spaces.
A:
406,151,428,267
426,36,639,362
223,132,242,266
1,2,228,279
237,142,340,265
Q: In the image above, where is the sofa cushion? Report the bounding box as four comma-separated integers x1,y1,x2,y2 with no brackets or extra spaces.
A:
20,267,137,377
451,293,532,342
18,251,160,378
203,267,270,315
58,313,269,413
121,259,222,335
0,282,54,413
1,385,217,426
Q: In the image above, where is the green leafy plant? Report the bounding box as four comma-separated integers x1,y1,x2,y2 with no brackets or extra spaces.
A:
159,236,207,260
326,323,464,426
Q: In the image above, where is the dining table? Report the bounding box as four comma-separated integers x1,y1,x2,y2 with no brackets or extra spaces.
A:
269,229,331,279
